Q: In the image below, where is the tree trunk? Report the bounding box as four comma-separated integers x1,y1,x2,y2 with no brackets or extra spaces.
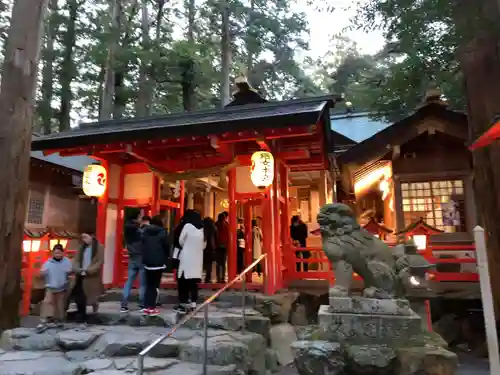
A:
186,0,195,42
136,0,150,117
181,0,195,111
100,0,119,121
38,0,58,134
245,0,254,73
0,0,48,332
220,0,231,107
58,0,78,131
454,0,500,317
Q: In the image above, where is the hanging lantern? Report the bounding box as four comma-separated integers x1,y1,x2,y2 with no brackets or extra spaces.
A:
251,151,274,188
82,164,107,198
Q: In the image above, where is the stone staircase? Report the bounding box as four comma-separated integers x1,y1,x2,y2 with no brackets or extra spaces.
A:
0,291,300,375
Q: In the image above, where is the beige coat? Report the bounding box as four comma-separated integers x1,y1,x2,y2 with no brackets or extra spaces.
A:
68,241,104,306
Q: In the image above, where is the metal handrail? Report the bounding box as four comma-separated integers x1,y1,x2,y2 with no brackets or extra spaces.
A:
137,253,268,375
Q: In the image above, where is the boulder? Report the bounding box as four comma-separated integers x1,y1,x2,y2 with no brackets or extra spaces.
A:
290,305,309,326
396,346,458,375
56,329,102,350
269,323,297,366
254,292,298,324
65,350,97,362
159,361,240,375
82,358,114,371
344,344,396,374
265,349,280,373
12,332,58,351
0,356,83,375
147,337,180,358
93,331,153,356
290,340,344,375
137,357,179,371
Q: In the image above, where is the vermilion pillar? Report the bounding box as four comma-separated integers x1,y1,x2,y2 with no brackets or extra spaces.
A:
244,203,253,283
272,161,282,291
262,192,275,294
280,163,291,284
228,168,237,281
178,180,186,219
96,159,109,246
151,175,160,216
113,166,125,287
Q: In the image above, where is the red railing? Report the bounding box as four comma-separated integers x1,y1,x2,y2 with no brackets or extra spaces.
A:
285,243,479,284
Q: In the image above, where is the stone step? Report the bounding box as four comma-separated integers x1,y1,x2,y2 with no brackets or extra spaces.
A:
0,322,268,375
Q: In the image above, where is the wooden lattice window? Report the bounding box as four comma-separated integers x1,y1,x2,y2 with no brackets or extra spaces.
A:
401,179,466,232
27,190,45,225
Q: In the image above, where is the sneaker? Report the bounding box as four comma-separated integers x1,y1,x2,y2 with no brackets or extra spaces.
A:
149,308,160,317
120,306,129,313
189,302,197,311
173,305,187,314
142,308,152,316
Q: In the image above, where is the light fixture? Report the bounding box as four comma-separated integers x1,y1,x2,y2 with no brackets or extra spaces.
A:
250,151,274,188
412,234,427,250
49,239,68,249
82,164,107,198
23,239,41,253
409,276,421,286
355,164,392,194
220,198,229,209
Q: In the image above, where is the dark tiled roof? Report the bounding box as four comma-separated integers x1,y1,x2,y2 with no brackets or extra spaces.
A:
31,97,336,151
30,151,93,172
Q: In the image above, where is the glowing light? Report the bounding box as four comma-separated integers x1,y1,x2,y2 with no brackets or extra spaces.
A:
354,165,392,194
379,179,390,200
413,234,427,250
410,276,421,286
50,239,68,249
220,198,229,209
23,240,41,253
250,151,274,188
82,164,107,198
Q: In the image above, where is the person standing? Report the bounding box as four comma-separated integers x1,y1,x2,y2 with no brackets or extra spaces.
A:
68,232,104,323
141,215,170,316
252,219,263,276
236,219,245,274
290,215,309,272
202,217,217,283
121,211,148,312
174,209,205,313
36,244,73,331
214,212,229,283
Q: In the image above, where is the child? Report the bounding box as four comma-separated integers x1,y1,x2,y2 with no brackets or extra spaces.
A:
37,244,73,331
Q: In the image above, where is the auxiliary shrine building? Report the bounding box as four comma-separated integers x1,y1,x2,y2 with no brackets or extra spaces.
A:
30,86,478,295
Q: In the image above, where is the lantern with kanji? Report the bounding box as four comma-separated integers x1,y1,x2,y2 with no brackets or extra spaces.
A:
83,164,107,197
250,151,274,188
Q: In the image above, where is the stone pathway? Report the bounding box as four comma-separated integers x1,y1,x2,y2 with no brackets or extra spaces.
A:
1,302,273,375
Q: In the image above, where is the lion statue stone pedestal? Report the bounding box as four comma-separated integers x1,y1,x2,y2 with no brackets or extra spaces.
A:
290,204,458,375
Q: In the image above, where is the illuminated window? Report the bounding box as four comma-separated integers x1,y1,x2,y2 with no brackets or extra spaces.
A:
401,180,465,232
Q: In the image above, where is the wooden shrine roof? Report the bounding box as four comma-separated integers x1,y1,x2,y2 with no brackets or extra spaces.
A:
31,97,334,151
336,102,468,166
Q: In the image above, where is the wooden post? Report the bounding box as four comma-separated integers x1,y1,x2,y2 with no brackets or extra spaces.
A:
228,169,237,281
113,167,125,287
96,160,109,246
280,163,291,285
244,203,253,283
261,194,273,294
272,161,282,291
178,180,185,219
0,0,49,331
319,170,327,207
474,226,500,374
151,174,160,216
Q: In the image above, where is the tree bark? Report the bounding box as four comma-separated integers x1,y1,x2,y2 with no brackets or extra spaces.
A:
136,0,151,117
58,0,79,131
459,33,500,316
100,0,119,121
38,0,58,134
220,0,231,107
0,0,48,332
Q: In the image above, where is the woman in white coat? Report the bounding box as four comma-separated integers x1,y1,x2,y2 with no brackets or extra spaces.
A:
173,209,205,313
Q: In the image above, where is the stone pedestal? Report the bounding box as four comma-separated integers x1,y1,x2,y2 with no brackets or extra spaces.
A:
291,296,458,375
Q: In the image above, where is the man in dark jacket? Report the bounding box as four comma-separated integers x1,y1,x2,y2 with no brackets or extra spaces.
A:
290,215,310,272
121,212,149,312
141,216,170,316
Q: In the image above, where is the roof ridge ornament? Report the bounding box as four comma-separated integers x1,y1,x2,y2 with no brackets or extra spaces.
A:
419,86,448,108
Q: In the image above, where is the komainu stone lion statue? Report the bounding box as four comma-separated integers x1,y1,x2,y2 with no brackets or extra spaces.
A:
317,203,432,299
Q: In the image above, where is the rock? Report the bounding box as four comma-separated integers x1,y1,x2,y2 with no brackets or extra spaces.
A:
0,351,44,361
159,361,240,375
0,328,35,350
180,334,250,371
114,357,136,370
269,323,297,366
56,329,102,350
345,345,396,374
88,371,130,375
295,325,321,341
138,357,179,371
254,292,298,324
0,356,83,375
329,296,412,316
265,349,280,373
82,358,114,371
290,340,344,375
65,350,97,362
148,337,180,358
93,332,153,357
317,305,422,344
396,346,458,375
290,305,308,326
432,314,460,345
12,332,58,351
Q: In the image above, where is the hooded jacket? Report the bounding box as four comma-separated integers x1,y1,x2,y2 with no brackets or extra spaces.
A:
141,224,170,268
124,220,143,262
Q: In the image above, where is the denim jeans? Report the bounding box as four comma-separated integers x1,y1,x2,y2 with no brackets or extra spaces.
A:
122,260,145,306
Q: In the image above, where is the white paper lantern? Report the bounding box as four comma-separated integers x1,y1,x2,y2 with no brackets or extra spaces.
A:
82,164,107,198
251,151,274,188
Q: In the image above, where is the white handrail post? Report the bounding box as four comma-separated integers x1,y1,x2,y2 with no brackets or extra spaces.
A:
474,225,500,374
